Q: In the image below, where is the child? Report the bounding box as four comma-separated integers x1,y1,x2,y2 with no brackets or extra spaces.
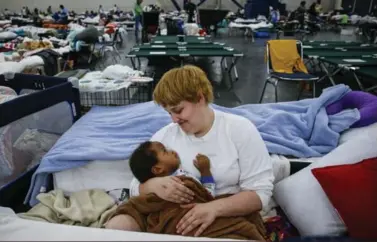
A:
129,141,215,197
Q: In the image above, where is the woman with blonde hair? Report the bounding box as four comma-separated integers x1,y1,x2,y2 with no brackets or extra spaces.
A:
106,65,274,237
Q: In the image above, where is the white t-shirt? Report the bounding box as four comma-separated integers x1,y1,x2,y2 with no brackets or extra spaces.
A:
130,109,274,210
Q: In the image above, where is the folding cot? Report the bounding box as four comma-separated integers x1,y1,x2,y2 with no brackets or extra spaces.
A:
303,42,377,90
132,43,226,50
303,45,377,51
315,57,377,92
126,39,243,89
150,35,212,44
302,40,363,46
304,49,377,59
354,67,377,92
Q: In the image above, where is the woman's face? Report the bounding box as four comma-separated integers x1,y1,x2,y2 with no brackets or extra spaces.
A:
165,100,204,134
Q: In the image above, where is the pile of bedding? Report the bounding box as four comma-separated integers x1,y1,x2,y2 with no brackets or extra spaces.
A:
229,19,273,31
77,65,153,106
0,56,44,75
82,15,101,25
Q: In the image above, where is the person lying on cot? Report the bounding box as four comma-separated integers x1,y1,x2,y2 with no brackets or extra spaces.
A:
129,141,216,198
105,65,274,237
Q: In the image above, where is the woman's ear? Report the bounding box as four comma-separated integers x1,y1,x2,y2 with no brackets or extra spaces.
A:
198,92,206,105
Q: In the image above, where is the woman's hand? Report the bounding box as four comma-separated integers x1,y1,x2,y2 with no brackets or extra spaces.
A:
176,203,217,237
152,176,195,203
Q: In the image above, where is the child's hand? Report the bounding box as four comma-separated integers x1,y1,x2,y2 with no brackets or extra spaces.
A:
194,154,211,174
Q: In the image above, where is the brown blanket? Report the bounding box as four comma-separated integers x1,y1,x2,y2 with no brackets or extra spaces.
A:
110,176,267,240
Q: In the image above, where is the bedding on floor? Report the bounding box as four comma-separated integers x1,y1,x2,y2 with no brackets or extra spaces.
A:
25,84,360,206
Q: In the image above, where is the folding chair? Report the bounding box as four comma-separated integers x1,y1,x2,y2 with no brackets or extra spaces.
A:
98,28,122,64
259,40,319,103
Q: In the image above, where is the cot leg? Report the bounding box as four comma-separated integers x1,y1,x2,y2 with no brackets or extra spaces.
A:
312,80,316,98
130,58,136,70
227,57,240,89
137,58,141,70
318,63,339,86
259,78,269,103
231,57,239,80
297,82,304,100
274,80,279,103
352,71,365,91
88,44,95,64
220,57,225,68
224,58,228,70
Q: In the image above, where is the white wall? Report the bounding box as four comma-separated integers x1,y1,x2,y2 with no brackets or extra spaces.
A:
0,0,175,13
0,0,335,14
0,0,244,13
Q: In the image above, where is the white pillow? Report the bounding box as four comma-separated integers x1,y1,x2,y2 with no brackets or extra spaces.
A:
53,160,133,194
274,128,377,236
19,56,44,69
339,122,377,145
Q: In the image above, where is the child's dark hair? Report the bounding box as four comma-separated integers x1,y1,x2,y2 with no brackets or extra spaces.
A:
129,141,158,183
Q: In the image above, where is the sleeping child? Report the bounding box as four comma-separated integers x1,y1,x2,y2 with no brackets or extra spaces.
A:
129,141,215,197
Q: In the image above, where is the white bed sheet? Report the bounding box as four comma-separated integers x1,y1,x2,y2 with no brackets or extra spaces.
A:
53,160,134,195
0,213,237,241
229,21,273,30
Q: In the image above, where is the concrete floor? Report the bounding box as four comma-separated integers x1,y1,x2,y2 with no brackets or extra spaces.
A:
97,29,361,107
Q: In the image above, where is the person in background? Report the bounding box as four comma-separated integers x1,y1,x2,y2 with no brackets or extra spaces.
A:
113,4,120,14
3,8,11,16
308,0,322,21
296,1,306,27
98,5,104,16
58,4,68,24
270,6,280,24
134,0,143,43
315,0,322,14
184,0,196,23
47,6,52,15
33,8,42,27
25,6,31,16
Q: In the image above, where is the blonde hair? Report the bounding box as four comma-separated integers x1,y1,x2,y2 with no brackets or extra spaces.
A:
153,65,214,107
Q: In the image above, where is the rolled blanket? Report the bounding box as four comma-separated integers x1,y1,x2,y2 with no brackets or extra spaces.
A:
109,176,267,241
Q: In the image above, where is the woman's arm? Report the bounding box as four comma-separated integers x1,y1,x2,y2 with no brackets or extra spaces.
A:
233,118,274,212
130,176,195,203
129,176,158,197
211,191,262,217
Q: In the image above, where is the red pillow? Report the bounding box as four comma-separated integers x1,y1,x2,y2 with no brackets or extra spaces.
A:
312,158,377,240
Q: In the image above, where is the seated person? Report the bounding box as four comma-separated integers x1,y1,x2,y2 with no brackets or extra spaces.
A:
47,6,52,15
129,141,215,197
57,4,68,24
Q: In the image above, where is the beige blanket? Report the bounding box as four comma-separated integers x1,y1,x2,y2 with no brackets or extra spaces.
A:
18,189,117,228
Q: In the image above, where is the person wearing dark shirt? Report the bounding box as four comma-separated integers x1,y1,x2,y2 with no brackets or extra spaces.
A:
47,6,52,15
308,0,321,21
58,5,68,24
184,0,196,23
296,1,306,26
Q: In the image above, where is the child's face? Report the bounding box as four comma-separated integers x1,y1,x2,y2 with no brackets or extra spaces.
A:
150,142,180,175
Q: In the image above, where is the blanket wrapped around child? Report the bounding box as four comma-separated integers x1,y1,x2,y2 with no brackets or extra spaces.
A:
109,176,267,241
